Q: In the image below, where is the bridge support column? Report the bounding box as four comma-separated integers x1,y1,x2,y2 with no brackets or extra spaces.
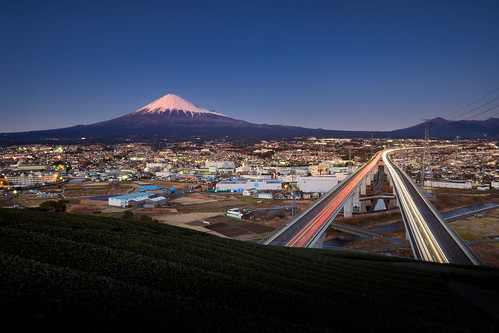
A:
343,195,353,218
353,186,360,209
366,173,372,186
312,233,326,249
360,178,366,195
388,172,393,187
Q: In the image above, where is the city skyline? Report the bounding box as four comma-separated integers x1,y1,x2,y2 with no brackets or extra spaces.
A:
1,0,499,133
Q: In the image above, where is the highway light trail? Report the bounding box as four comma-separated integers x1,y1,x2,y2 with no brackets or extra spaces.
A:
383,149,483,265
285,151,383,248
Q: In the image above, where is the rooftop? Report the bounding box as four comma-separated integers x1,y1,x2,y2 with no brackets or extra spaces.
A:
110,192,153,200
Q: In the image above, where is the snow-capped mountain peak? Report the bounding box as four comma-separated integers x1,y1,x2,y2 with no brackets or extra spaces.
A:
134,94,226,117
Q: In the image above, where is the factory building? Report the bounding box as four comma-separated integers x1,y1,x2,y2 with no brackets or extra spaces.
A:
108,192,153,207
297,176,338,193
423,180,472,189
143,196,168,208
216,179,283,192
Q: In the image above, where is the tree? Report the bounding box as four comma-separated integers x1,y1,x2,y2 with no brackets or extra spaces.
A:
39,199,68,212
140,215,152,222
122,211,134,220
40,201,56,211
55,199,68,212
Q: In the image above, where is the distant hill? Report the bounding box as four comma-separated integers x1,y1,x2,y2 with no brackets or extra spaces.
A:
389,117,499,139
0,208,498,332
0,93,497,143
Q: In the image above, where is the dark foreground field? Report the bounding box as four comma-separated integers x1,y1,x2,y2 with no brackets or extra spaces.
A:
0,208,498,332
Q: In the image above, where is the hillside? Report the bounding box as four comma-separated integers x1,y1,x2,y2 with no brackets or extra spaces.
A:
0,208,498,332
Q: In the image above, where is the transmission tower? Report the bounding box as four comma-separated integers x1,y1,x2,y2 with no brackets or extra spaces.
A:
291,167,295,218
419,119,428,185
419,119,434,196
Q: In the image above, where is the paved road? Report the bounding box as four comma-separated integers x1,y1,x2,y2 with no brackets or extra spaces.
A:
384,150,482,265
267,152,383,247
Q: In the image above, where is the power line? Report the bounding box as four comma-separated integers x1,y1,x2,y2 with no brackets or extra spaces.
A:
453,95,499,120
442,87,499,119
464,103,499,120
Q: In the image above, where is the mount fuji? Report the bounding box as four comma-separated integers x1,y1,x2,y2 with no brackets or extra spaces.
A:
1,93,343,143
90,94,251,128
1,93,497,144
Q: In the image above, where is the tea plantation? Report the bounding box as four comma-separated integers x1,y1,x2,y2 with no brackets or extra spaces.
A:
0,208,498,332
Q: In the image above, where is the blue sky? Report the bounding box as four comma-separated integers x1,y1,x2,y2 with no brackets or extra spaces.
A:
1,0,499,133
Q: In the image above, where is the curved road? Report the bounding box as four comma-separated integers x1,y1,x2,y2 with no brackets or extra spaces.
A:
267,152,383,247
383,150,482,265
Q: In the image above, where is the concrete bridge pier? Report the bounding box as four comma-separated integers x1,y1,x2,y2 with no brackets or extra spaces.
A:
360,177,367,195
343,195,353,218
387,172,393,187
353,186,360,210
366,172,372,186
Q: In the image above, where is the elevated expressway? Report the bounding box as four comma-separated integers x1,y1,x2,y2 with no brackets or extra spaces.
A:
260,151,384,248
383,149,483,265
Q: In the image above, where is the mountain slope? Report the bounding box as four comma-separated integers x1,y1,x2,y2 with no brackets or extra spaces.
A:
0,93,367,143
0,208,497,332
0,93,497,143
389,117,499,139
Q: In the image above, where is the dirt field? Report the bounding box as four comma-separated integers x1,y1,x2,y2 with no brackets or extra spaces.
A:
429,189,499,212
450,209,499,241
62,183,135,198
188,215,274,240
150,212,228,236
172,196,220,205
471,242,499,268
67,203,126,215
449,209,499,267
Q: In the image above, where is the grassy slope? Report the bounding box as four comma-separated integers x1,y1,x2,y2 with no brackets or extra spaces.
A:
0,208,498,332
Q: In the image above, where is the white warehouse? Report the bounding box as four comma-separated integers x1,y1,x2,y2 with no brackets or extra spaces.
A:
423,180,472,190
216,179,283,192
108,192,153,207
297,176,338,193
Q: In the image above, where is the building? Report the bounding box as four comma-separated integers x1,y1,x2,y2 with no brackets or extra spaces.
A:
108,192,153,207
297,176,338,193
143,196,167,208
205,161,236,169
138,185,159,191
17,164,50,171
5,172,59,186
423,180,472,190
216,179,283,192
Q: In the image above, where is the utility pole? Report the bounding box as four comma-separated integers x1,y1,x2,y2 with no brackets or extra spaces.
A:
370,134,374,157
419,119,428,186
291,167,295,218
420,119,434,197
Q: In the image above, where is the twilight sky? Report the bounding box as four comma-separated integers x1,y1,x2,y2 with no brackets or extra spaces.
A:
1,0,499,133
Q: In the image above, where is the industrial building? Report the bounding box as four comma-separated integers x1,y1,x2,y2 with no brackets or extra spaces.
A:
143,196,168,208
423,180,472,189
216,179,283,192
297,176,338,193
108,192,153,207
